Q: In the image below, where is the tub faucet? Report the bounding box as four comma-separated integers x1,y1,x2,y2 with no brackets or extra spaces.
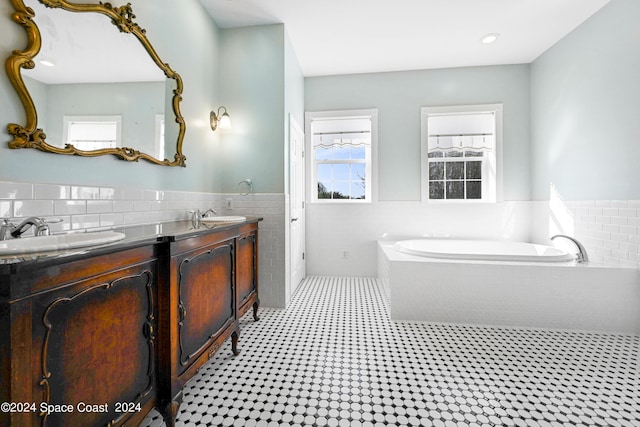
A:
551,234,589,263
10,217,51,238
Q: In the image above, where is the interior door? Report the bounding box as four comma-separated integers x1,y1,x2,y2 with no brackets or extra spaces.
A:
289,115,306,301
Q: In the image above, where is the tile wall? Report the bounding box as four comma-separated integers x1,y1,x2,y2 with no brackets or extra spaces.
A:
532,199,640,269
0,180,286,307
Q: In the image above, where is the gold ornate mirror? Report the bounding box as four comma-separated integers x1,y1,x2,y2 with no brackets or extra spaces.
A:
6,0,187,166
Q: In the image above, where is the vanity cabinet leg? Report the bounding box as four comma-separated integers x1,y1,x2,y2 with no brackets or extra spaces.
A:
252,299,260,321
161,395,182,427
231,329,240,356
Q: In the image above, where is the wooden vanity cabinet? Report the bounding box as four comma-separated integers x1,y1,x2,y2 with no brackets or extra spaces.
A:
0,245,159,427
1,219,261,427
236,222,260,321
157,227,241,425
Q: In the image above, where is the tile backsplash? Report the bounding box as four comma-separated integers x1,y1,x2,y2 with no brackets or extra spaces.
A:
1,181,217,232
0,180,287,308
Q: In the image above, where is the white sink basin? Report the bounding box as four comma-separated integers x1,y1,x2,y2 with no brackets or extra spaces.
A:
200,216,246,223
0,231,126,255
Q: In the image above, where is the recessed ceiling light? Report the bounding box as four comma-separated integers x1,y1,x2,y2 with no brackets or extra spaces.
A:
481,33,500,44
39,59,55,67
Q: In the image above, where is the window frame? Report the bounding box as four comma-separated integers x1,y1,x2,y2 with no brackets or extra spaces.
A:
305,109,378,204
420,104,503,204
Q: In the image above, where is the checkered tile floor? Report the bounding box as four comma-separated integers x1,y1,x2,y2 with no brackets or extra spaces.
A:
141,276,640,426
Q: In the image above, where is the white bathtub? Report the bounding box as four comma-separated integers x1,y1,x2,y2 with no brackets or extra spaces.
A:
394,239,574,262
378,238,640,334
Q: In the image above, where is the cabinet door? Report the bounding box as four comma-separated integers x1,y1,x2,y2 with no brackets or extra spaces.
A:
236,230,257,308
31,261,157,427
176,241,234,371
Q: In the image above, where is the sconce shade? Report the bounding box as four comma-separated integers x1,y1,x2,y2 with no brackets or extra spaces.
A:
210,106,232,131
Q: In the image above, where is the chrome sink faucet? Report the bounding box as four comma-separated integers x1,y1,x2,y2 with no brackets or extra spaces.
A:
551,234,589,263
201,208,217,218
190,208,218,227
11,217,51,238
1,217,53,239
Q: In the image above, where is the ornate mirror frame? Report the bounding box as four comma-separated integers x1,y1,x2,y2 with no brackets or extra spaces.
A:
6,0,187,166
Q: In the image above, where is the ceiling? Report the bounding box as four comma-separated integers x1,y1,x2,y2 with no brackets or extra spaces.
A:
200,0,610,77
26,0,166,84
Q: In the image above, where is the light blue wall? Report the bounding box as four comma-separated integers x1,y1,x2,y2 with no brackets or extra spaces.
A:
218,24,286,194
0,0,223,192
284,30,305,193
285,31,305,131
305,65,531,201
530,0,640,201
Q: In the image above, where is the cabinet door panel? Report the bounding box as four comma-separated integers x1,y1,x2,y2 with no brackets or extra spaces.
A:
177,243,234,368
35,266,155,427
236,233,256,305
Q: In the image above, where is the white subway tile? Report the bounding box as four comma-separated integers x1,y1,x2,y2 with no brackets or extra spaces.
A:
0,201,12,217
123,188,144,200
55,200,87,215
610,216,628,226
34,183,71,199
588,208,603,216
0,182,33,200
611,233,629,243
87,200,114,214
609,200,628,208
134,201,153,212
100,213,125,227
144,190,165,201
71,186,100,200
113,201,135,212
14,200,54,217
71,214,101,230
619,208,638,218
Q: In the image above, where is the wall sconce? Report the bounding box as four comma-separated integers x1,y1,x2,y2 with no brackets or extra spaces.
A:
210,106,232,131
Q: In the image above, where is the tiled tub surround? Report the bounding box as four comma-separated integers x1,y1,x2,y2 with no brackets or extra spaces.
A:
306,201,536,278
0,181,286,307
308,199,640,278
378,240,640,334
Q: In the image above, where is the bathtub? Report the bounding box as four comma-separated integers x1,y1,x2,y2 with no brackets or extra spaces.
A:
394,239,575,262
378,238,640,334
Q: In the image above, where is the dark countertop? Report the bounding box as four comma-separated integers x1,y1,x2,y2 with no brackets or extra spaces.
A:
0,217,262,272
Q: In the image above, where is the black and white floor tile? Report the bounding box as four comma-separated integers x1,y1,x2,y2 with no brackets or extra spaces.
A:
141,276,640,427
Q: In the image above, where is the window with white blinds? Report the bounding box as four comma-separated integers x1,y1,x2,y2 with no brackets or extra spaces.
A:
421,104,503,203
306,110,377,203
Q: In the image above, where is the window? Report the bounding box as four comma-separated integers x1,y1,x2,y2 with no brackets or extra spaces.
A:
421,104,502,202
63,115,122,151
306,109,377,203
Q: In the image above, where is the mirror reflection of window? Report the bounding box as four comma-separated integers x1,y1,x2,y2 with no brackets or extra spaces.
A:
63,115,122,151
